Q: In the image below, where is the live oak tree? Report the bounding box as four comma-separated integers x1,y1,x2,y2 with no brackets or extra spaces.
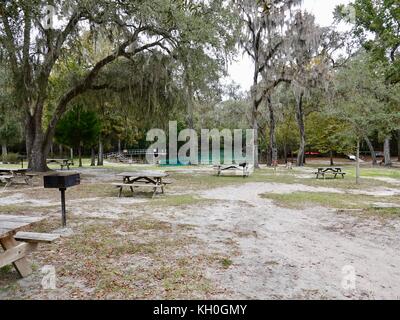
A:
236,0,302,167
0,0,237,171
284,12,334,166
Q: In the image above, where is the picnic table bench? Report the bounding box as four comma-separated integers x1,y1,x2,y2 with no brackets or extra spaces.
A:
0,215,59,278
114,171,170,198
214,163,253,178
314,167,346,179
0,168,36,189
47,159,74,170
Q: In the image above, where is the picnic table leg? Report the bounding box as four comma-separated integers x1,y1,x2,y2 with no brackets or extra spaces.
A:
118,186,122,198
0,236,36,278
4,178,13,189
24,176,33,186
159,178,165,194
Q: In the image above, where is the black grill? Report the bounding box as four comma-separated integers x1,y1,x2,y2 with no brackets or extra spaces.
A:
43,173,80,227
44,173,80,189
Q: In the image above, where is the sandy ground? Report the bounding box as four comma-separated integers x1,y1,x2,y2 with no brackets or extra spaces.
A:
191,183,400,299
1,167,400,299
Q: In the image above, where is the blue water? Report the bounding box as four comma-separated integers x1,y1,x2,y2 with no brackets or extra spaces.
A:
158,154,244,166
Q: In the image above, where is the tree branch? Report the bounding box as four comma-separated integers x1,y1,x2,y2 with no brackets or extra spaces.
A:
44,31,170,145
0,3,19,74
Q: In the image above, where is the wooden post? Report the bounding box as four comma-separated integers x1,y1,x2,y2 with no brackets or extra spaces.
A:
356,139,360,185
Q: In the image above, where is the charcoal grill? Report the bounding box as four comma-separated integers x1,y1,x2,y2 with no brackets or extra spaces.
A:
44,173,80,227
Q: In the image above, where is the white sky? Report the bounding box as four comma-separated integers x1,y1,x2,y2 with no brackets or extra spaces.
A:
226,0,354,91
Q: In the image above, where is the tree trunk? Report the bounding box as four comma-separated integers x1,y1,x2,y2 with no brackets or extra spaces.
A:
25,113,50,172
59,144,63,158
91,147,96,166
267,95,277,166
70,148,74,163
364,136,377,166
384,136,392,167
78,143,82,167
356,139,360,185
251,109,259,168
283,144,288,164
330,150,334,166
1,144,7,158
397,130,400,162
50,143,54,158
295,93,306,167
97,138,104,166
118,139,122,154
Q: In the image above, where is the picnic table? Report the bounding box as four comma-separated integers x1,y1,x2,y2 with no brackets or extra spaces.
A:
0,215,59,278
113,171,170,198
0,168,35,189
315,167,346,179
47,159,74,170
214,163,253,178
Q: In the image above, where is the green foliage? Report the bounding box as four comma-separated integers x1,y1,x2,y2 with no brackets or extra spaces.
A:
337,0,400,83
333,52,400,139
1,152,19,164
0,62,22,148
306,113,353,155
55,106,100,149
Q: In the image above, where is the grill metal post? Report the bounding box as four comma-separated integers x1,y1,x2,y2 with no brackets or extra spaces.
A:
60,188,67,227
43,173,80,228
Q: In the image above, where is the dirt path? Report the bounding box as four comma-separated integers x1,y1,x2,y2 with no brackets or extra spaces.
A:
158,182,400,299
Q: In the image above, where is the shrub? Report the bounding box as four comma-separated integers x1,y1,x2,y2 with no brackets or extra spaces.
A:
1,152,19,164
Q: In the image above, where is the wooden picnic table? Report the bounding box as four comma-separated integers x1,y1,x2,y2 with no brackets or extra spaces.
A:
0,215,52,278
114,171,170,197
47,159,74,170
214,163,252,178
315,167,346,179
0,168,35,189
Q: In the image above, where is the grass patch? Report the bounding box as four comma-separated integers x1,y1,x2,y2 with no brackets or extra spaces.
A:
363,207,400,218
33,218,217,299
220,258,233,269
261,191,394,210
0,265,13,275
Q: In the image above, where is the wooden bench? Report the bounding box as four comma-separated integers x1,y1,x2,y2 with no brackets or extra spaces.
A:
0,175,14,189
15,232,60,244
0,215,60,277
